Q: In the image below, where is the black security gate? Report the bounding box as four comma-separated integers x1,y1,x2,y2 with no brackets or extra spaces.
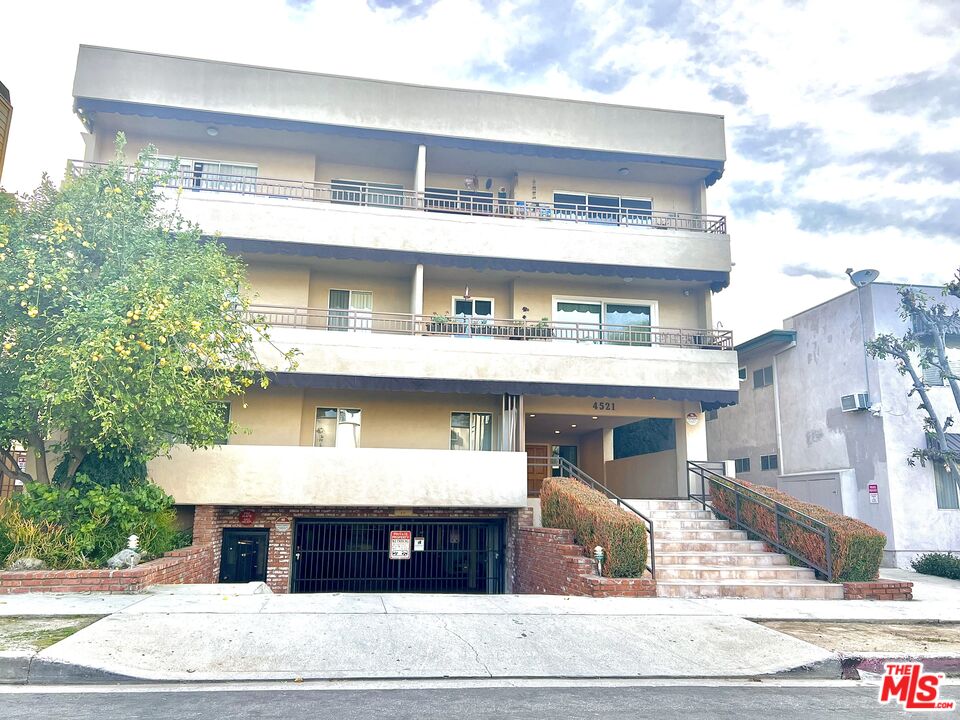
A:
292,519,504,594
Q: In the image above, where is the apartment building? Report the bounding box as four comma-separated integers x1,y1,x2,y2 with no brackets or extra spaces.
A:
71,46,738,593
707,283,960,568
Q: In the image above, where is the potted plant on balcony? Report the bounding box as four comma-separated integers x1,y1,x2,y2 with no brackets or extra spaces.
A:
428,312,464,335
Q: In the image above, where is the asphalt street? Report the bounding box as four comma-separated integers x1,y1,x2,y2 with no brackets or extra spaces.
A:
2,681,955,719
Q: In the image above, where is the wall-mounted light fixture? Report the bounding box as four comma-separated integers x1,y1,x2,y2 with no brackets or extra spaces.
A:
206,126,219,137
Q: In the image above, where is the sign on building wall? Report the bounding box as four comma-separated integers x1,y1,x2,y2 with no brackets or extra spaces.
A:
868,483,880,504
389,530,412,560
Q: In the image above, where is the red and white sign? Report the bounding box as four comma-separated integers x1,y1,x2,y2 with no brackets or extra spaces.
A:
868,484,879,493
879,663,955,711
389,530,412,560
237,509,256,526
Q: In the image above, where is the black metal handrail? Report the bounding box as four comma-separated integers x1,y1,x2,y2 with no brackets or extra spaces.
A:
528,457,655,578
686,460,834,581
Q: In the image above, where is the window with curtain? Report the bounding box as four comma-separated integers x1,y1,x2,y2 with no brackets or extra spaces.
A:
331,179,405,208
604,302,652,345
192,160,257,192
328,289,373,331
450,412,492,451
452,297,493,318
314,407,362,448
552,191,652,224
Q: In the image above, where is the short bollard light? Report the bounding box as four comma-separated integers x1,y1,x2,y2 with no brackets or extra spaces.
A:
128,534,140,551
594,546,605,577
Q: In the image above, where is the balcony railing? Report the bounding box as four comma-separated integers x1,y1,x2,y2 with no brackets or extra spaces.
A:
70,161,728,234
249,305,734,350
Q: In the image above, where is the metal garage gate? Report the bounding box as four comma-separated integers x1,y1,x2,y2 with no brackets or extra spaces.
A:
292,519,504,594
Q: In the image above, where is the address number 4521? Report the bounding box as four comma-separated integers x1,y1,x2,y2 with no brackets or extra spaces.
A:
592,401,615,411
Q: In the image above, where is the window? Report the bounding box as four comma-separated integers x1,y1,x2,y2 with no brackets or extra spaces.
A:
738,367,748,382
705,409,718,421
553,297,657,345
328,289,373,332
553,191,653,225
315,407,362,448
450,412,493,451
452,297,494,319
425,187,493,214
753,366,774,389
760,454,779,471
935,462,960,509
331,179,405,208
734,457,751,474
213,402,231,445
150,156,258,193
550,445,578,476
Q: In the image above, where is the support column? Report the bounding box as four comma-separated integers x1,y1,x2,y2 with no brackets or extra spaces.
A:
415,144,427,208
675,407,707,497
411,263,424,317
501,394,523,452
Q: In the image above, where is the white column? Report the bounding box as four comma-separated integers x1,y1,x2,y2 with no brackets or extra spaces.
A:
675,407,707,496
411,263,424,316
415,144,427,208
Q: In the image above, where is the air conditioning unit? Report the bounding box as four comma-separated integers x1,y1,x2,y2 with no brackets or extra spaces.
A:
841,392,870,412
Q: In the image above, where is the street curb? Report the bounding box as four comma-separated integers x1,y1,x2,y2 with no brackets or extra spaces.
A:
842,654,960,677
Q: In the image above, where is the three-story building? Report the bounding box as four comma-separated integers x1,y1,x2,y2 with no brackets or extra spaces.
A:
71,45,738,593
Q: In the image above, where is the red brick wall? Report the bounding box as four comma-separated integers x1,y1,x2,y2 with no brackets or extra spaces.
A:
843,578,913,601
515,527,656,597
196,505,531,594
0,544,215,594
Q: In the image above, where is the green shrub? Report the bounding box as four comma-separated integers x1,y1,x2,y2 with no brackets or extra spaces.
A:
540,476,648,578
6,475,178,568
0,502,89,568
52,451,147,490
912,552,960,580
709,477,886,582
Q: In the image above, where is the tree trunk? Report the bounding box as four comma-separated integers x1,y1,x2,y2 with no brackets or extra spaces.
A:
899,349,960,476
24,432,50,485
932,329,960,415
61,449,87,490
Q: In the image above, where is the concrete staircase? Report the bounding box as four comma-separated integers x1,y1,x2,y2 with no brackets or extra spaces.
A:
628,499,843,599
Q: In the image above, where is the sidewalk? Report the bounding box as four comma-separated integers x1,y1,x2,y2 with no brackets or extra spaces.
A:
1,568,956,685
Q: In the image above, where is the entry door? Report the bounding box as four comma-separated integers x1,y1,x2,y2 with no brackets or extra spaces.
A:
219,529,269,583
526,444,550,496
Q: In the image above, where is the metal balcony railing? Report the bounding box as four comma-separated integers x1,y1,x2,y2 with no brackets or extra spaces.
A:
247,305,735,350
69,161,728,234
687,461,834,582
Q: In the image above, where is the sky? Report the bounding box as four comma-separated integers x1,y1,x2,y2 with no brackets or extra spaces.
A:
1,0,957,341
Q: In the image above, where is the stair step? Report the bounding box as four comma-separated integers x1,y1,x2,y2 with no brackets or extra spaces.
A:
646,510,715,520
657,540,769,552
653,519,730,530
655,565,815,581
654,529,748,541
656,580,844,600
655,552,789,567
625,499,702,511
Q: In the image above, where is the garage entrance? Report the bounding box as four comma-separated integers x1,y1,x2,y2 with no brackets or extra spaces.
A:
291,519,504,594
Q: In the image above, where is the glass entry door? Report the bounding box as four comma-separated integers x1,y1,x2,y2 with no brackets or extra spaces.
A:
329,289,373,332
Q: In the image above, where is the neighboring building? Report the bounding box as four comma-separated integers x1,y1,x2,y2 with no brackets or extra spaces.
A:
71,45,739,593
707,283,960,568
0,80,11,183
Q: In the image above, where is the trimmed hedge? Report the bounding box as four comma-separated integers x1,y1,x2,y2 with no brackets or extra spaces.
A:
709,477,885,582
912,552,960,580
540,476,648,578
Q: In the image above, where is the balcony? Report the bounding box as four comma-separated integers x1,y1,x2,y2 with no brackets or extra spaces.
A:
71,162,726,234
250,306,739,396
70,162,731,279
147,445,528,507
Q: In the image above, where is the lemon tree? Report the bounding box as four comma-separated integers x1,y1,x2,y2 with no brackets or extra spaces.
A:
0,135,294,487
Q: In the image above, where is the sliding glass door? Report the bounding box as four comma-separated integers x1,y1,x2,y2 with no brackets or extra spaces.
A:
329,289,373,332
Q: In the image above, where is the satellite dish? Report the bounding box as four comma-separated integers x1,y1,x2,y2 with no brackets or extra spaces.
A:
846,268,879,288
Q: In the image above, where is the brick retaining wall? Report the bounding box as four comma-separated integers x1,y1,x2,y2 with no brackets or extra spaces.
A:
195,505,532,594
515,526,656,597
0,544,215,594
843,578,913,601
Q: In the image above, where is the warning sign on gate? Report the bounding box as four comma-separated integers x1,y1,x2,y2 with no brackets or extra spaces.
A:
389,530,412,560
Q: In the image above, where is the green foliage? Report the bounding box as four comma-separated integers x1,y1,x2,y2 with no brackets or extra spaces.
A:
0,136,295,484
911,552,960,580
52,450,147,489
709,477,886,582
4,475,178,568
613,418,675,459
540,476,648,578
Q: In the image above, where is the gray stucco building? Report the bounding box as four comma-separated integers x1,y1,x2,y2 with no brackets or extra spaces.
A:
707,282,960,568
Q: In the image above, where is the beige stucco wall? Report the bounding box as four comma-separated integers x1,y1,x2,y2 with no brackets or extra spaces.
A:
94,130,316,183
296,389,500,449
307,268,412,313
605,450,679,498
422,276,512,318
246,263,311,307
578,428,606,482
147,445,527,507
314,161,413,188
